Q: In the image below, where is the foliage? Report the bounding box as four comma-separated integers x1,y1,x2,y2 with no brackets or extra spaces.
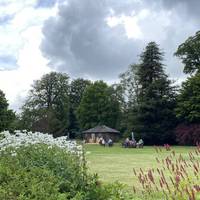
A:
122,42,177,144
119,64,140,134
0,132,134,200
0,144,85,200
119,64,140,105
175,31,200,145
175,73,200,145
20,72,70,137
69,78,91,137
70,78,91,110
176,73,200,123
0,130,82,154
108,84,125,132
176,124,200,145
0,89,15,132
77,81,121,130
174,30,200,75
133,145,200,200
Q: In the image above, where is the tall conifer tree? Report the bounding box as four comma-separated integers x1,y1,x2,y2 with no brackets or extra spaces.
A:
133,42,177,144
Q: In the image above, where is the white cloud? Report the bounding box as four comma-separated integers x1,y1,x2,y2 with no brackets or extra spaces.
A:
0,26,51,111
106,10,145,39
0,0,58,111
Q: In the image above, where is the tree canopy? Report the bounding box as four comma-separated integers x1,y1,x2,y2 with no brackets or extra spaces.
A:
0,90,15,132
174,31,200,75
174,31,200,145
77,81,120,130
176,74,200,123
68,78,91,137
20,72,70,136
128,42,177,144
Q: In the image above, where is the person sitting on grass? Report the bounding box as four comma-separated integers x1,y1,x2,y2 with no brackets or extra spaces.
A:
101,138,105,147
124,137,129,148
108,138,113,147
129,139,136,148
137,139,144,148
99,137,103,145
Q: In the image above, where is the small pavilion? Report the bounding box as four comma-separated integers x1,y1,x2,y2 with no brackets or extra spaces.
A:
82,125,120,143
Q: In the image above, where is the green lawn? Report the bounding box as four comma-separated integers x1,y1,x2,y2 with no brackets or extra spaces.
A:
85,144,195,190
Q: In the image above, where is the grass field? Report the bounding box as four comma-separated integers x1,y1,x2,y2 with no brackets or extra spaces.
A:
85,144,196,190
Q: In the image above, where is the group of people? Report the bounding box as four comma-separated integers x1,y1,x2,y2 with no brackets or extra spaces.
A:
123,138,144,148
99,137,113,147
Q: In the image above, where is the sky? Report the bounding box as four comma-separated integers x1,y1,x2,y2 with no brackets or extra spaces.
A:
0,0,200,112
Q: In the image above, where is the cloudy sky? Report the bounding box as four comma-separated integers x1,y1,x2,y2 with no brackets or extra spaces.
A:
0,0,200,111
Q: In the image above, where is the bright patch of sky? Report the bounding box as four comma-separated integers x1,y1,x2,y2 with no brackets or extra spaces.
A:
106,9,150,39
0,0,57,111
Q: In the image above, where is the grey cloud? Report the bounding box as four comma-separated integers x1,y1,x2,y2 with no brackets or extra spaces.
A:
0,55,17,71
35,0,57,8
41,0,142,80
160,0,200,21
41,0,200,82
161,0,200,12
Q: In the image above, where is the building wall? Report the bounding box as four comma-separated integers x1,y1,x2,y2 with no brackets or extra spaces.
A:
84,133,119,143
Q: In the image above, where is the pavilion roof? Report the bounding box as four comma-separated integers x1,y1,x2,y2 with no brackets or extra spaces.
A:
82,125,120,134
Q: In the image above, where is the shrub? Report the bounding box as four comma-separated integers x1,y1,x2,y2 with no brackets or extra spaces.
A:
0,144,86,199
0,131,134,200
0,130,82,154
175,124,200,145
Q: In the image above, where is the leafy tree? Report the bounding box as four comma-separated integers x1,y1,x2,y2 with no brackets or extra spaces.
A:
107,84,125,132
20,72,70,136
0,90,15,131
77,81,120,130
119,64,140,135
132,42,177,144
119,64,140,104
176,74,200,123
68,78,91,137
174,30,200,74
70,78,91,110
174,31,200,145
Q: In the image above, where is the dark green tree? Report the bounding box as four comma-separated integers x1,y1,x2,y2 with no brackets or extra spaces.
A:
20,72,70,136
174,31,200,74
77,81,120,130
68,78,91,137
0,90,15,132
133,42,177,144
176,74,200,123
174,32,200,145
175,75,200,145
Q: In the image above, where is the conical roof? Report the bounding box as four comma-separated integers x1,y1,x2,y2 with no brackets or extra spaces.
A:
83,125,120,134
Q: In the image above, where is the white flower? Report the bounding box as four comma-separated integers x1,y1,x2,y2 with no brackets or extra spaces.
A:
0,131,82,156
11,152,17,157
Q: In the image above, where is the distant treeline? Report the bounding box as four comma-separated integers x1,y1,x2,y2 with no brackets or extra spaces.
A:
1,31,200,145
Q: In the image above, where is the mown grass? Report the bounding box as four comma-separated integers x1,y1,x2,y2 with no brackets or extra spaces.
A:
85,144,195,191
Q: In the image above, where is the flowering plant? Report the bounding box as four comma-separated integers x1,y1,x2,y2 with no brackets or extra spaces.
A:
0,131,133,200
164,144,171,151
133,144,200,199
0,130,82,155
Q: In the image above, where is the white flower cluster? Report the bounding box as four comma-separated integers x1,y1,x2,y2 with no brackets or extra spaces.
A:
0,130,82,155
